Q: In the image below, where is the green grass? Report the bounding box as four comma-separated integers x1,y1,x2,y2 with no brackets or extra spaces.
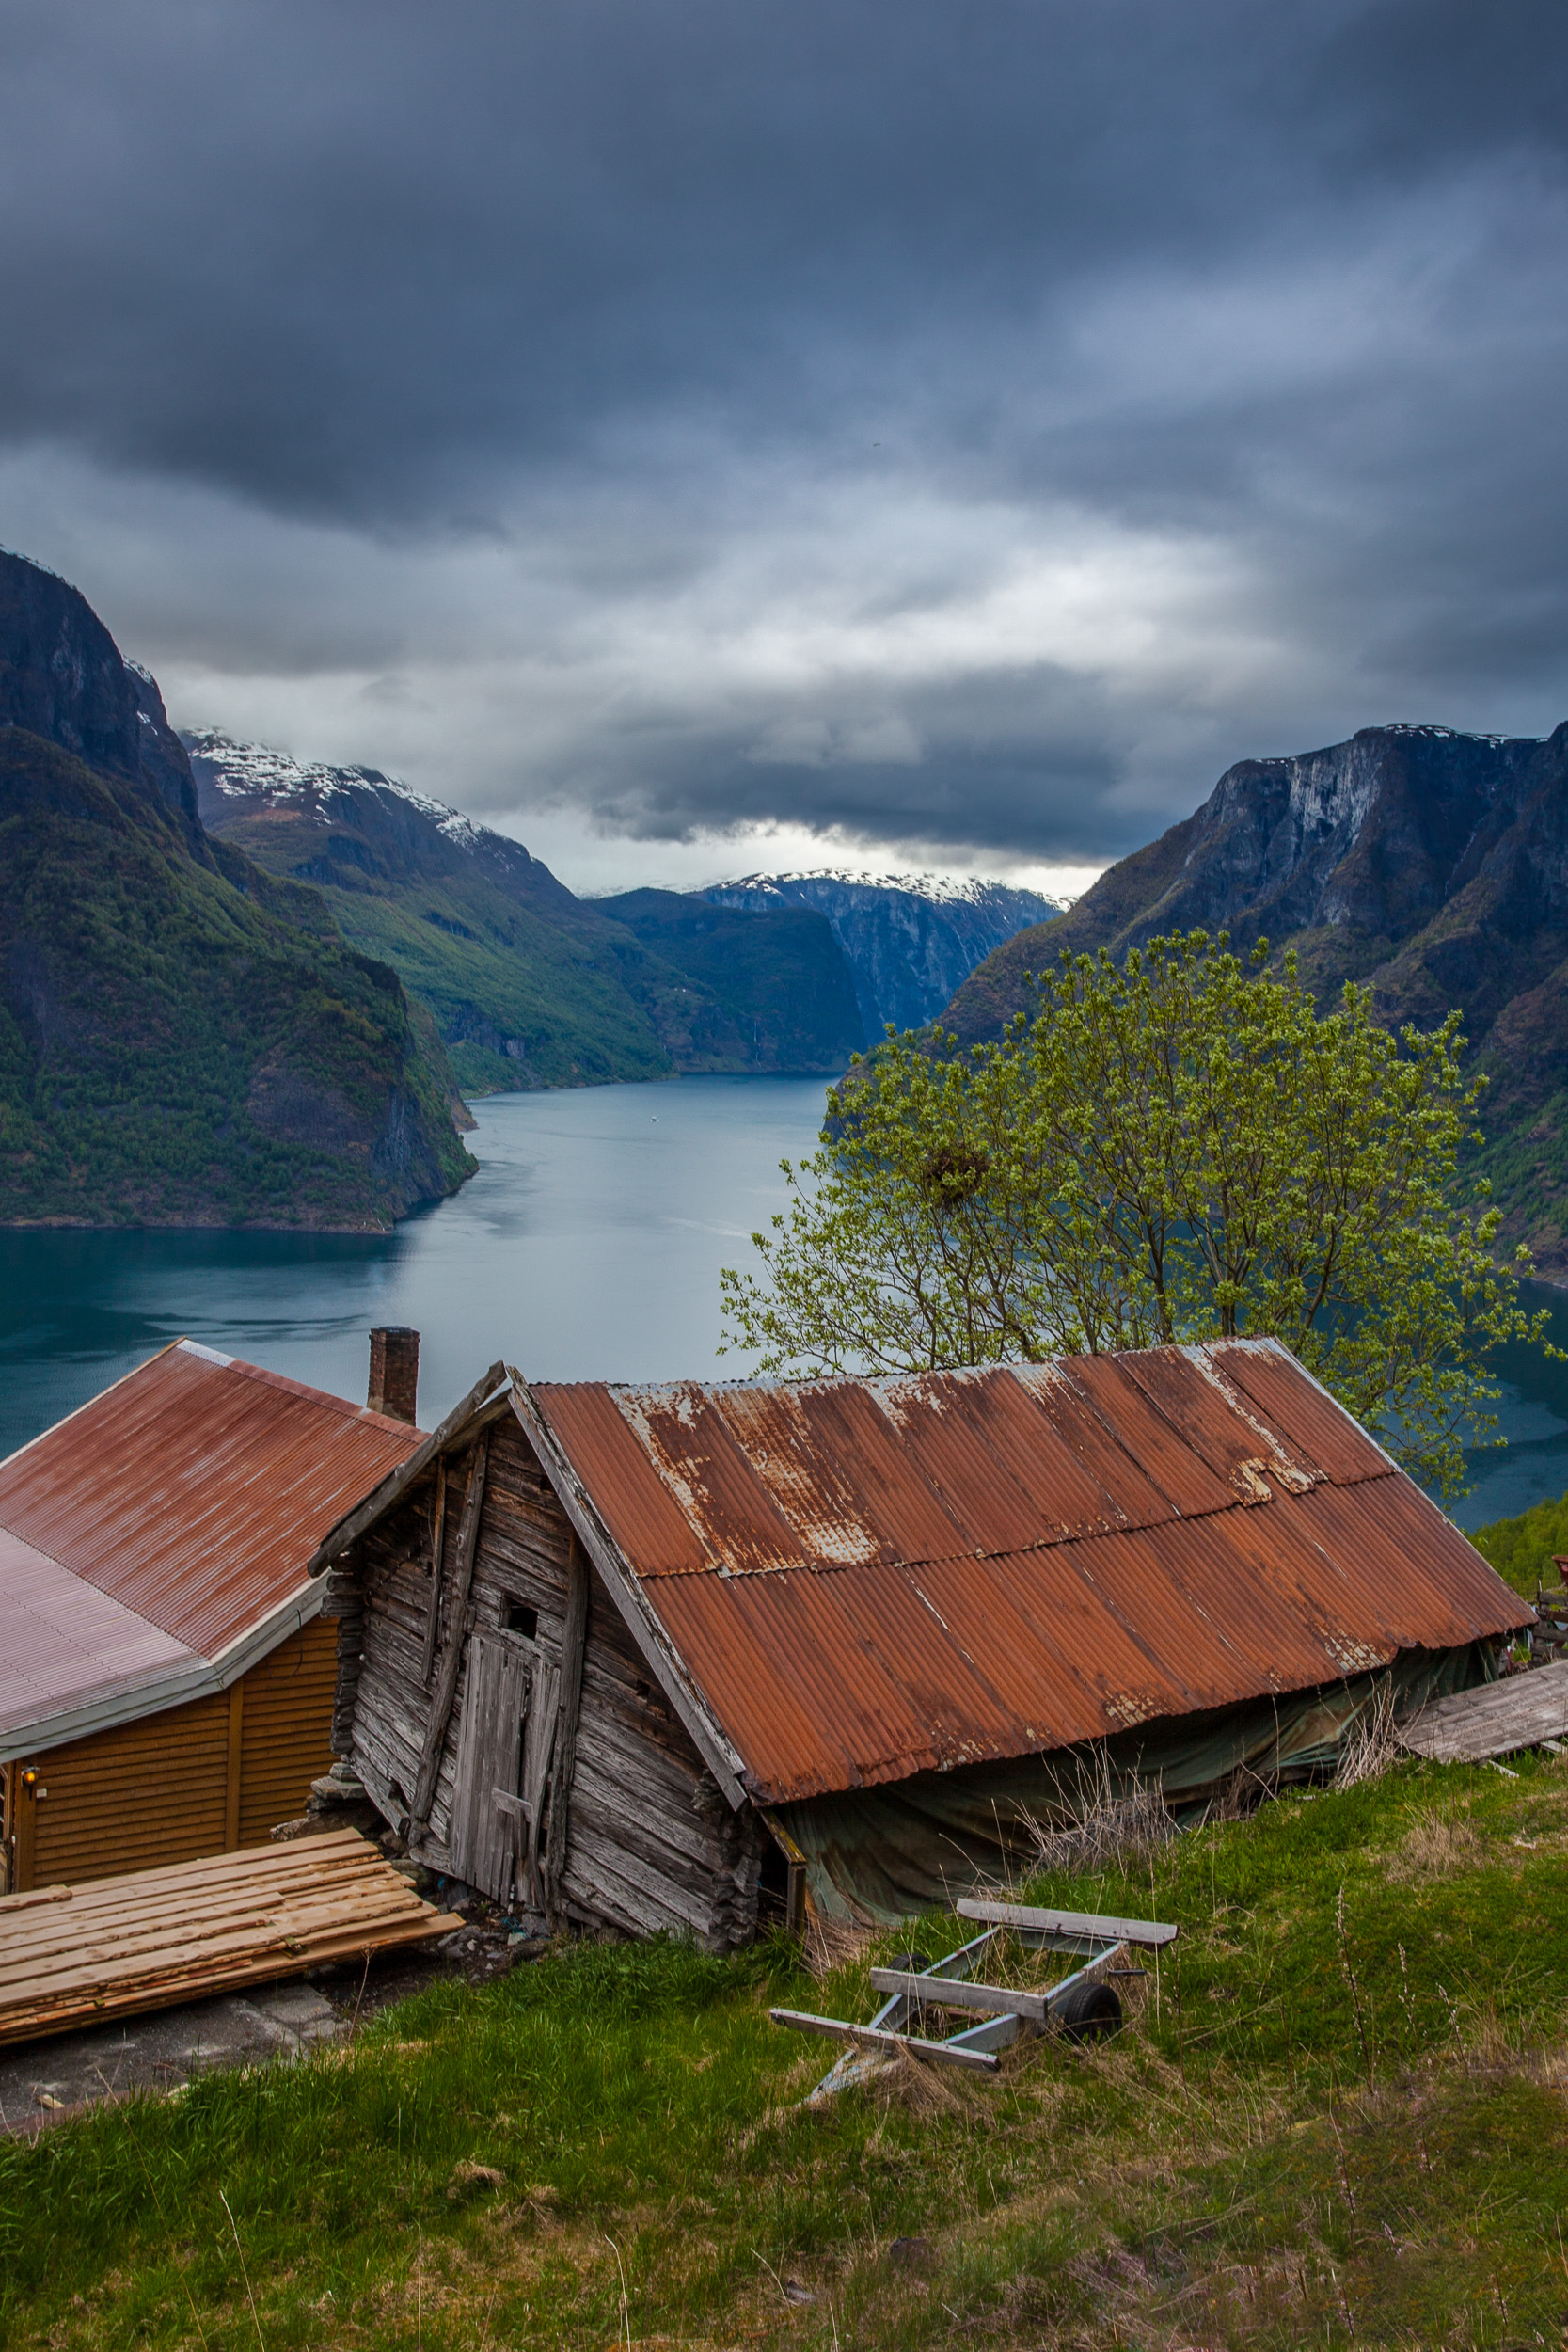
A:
6,1750,1568,2349
1471,1486,1568,1601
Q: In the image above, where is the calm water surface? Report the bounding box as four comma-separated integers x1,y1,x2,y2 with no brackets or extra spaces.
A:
2,1071,1565,1532
0,1077,830,1459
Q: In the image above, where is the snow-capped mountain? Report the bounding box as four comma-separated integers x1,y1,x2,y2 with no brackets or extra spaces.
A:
182,729,565,900
702,870,1063,1037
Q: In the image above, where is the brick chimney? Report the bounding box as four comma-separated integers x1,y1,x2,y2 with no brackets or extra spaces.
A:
368,1327,420,1424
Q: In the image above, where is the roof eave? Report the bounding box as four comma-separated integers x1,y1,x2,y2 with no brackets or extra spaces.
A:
0,1577,327,1764
306,1360,511,1575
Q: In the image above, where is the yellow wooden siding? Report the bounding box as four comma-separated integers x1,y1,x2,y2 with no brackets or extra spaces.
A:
14,1617,339,1889
28,1692,230,1888
236,1618,339,1847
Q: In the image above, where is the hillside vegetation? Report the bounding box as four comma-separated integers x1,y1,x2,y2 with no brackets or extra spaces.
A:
596,889,863,1072
1472,1486,1568,1599
0,728,473,1228
5,1749,1567,2348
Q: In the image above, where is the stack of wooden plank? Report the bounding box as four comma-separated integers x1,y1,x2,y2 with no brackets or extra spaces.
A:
0,1830,462,2048
1398,1658,1568,1766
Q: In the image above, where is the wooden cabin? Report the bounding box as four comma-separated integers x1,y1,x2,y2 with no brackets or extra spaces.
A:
0,1331,424,1894
312,1342,1530,1941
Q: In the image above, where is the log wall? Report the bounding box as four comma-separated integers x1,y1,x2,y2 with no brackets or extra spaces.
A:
335,1408,765,1950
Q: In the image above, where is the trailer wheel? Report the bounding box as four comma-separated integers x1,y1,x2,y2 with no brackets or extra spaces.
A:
1055,1979,1123,2042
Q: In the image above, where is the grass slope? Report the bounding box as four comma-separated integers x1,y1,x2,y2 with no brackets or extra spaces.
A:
202,759,866,1093
0,731,474,1228
7,1750,1568,2348
1472,1486,1568,1600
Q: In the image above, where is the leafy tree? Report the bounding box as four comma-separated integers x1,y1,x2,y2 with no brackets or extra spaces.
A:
721,930,1547,1497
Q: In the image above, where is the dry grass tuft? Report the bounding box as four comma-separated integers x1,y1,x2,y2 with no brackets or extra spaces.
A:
446,2159,505,2201
1014,1748,1179,1880
1336,1677,1401,1789
872,2040,994,2122
801,1908,876,1979
1387,1804,1488,1883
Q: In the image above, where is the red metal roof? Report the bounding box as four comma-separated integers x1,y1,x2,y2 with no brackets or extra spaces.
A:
530,1340,1530,1804
0,1342,422,1666
0,1528,197,1743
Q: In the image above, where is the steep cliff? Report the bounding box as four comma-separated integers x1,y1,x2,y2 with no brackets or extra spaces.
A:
0,553,474,1229
594,889,863,1070
943,723,1568,1273
703,872,1060,1038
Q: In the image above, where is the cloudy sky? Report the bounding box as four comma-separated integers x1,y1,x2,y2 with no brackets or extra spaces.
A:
3,0,1565,896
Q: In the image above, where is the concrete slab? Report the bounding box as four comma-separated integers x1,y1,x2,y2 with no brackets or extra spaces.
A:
0,1893,542,2137
0,1980,346,2136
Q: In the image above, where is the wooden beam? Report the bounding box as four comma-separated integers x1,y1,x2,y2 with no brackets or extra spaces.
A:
768,2008,1000,2073
15,1768,36,1895
0,1834,461,2047
1398,1658,1568,1764
868,1968,1052,2024
306,1362,509,1575
408,1434,491,1836
419,1462,447,1685
544,1534,590,1926
957,1897,1178,1948
224,1683,245,1851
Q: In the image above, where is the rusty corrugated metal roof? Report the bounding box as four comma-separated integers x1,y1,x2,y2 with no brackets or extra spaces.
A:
0,1341,421,1665
529,1339,1530,1804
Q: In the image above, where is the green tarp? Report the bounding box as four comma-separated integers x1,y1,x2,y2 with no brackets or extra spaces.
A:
774,1643,1497,1924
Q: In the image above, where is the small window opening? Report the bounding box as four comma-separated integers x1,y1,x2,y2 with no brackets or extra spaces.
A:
757,1836,790,1923
504,1601,539,1639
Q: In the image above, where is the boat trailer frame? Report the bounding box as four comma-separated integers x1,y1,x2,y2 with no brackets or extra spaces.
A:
771,1895,1180,2099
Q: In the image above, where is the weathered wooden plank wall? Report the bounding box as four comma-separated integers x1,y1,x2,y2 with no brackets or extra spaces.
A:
332,1411,764,1950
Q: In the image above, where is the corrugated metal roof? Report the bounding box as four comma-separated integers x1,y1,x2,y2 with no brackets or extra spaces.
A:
0,1528,198,1741
0,1341,422,1725
529,1339,1530,1804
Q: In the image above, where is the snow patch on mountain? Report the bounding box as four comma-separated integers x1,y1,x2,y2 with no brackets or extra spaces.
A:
182,730,501,860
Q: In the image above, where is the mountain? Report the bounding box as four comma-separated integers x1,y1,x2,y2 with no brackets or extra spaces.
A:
702,872,1062,1040
191,738,867,1083
594,890,863,1071
0,551,474,1230
942,722,1568,1275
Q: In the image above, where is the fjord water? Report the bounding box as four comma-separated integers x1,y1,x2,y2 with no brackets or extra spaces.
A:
2,1068,1566,1533
0,1076,830,1462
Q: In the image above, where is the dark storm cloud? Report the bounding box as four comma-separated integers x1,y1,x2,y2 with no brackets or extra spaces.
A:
1,0,1566,868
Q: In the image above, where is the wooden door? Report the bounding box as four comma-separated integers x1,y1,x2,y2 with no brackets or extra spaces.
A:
449,1634,531,1902
516,1660,561,1914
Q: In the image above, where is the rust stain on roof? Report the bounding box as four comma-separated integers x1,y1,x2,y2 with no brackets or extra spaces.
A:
529,1340,1532,1805
0,1341,421,1663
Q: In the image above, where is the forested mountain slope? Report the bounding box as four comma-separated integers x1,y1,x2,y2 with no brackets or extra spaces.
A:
0,554,474,1228
194,739,868,1084
595,889,863,1071
944,723,1568,1275
704,871,1060,1037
